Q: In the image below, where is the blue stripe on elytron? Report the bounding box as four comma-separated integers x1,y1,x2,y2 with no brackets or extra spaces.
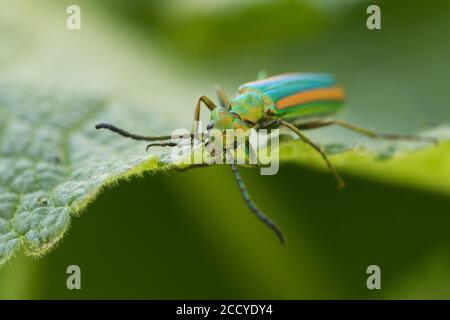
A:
239,73,335,92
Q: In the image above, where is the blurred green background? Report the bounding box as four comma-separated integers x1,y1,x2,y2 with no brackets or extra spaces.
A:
1,0,450,299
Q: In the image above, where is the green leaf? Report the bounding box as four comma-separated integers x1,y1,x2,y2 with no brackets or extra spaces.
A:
280,130,450,195
0,84,449,267
0,86,168,266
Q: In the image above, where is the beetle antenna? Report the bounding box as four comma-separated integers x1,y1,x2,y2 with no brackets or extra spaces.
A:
95,123,195,141
146,142,178,151
229,157,285,244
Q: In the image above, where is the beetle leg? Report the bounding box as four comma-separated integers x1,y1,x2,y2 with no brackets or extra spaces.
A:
244,137,260,166
227,152,285,244
193,95,218,138
261,119,279,129
215,86,231,109
277,119,346,189
294,119,438,144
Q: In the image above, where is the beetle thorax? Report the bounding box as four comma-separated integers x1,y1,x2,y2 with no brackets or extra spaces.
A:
229,91,265,124
208,107,248,131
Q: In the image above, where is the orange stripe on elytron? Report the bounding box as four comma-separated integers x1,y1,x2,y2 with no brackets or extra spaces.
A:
275,86,345,110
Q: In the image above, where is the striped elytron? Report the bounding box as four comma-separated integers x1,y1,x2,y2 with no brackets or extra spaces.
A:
96,72,436,244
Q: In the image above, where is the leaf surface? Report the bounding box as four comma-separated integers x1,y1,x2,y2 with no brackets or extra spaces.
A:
1,85,448,266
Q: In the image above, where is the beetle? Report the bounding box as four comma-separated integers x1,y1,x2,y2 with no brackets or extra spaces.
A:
96,72,436,244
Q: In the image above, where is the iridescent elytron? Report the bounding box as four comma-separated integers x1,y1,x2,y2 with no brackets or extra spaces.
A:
96,73,436,244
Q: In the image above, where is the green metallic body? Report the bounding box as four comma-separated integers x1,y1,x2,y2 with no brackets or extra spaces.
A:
209,73,345,131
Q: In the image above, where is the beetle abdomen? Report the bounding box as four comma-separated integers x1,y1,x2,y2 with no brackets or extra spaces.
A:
239,73,345,119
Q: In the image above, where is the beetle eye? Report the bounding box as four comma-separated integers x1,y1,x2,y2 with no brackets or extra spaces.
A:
207,122,214,130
